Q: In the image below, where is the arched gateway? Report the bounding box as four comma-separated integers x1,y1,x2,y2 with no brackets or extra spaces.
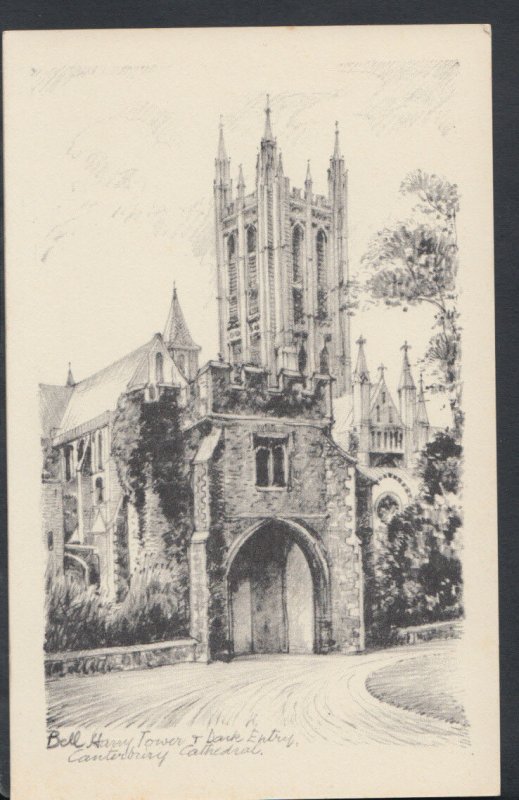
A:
226,519,331,656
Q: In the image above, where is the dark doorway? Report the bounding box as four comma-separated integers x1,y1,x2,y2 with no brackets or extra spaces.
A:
228,522,315,655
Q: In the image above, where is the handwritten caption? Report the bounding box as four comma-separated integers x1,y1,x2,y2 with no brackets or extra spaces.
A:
47,725,296,766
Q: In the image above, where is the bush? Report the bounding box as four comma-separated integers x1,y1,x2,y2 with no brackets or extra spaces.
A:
44,557,188,654
368,504,463,647
106,558,188,648
44,564,108,653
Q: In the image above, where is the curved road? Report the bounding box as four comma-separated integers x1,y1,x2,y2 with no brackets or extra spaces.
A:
47,640,468,747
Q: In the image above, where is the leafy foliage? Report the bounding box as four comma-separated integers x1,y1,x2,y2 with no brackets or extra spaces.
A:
365,223,457,308
417,431,462,503
41,437,61,481
45,557,187,653
362,169,462,433
369,502,462,646
111,386,192,563
368,431,464,646
400,169,459,221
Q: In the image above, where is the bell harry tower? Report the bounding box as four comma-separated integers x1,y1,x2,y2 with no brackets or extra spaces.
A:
214,96,352,397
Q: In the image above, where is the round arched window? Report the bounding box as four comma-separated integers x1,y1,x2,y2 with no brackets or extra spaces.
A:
376,493,400,523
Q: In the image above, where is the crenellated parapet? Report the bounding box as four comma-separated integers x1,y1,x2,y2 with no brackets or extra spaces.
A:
187,360,333,423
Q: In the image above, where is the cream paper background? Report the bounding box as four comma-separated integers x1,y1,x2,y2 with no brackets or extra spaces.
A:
5,25,498,799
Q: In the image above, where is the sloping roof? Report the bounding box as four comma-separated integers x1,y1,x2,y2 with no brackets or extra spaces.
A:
193,427,222,464
58,340,153,434
370,378,403,427
163,287,200,350
39,384,73,438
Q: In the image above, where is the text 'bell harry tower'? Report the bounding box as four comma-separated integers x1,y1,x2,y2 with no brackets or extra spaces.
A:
214,96,352,396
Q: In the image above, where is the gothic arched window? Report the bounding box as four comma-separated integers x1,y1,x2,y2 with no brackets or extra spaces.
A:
255,445,269,487
319,344,329,374
376,405,380,423
64,446,73,481
155,352,164,384
292,226,304,325
227,234,239,327
246,226,258,318
316,230,328,321
247,225,256,253
97,431,103,471
298,341,307,375
95,477,104,504
177,353,186,375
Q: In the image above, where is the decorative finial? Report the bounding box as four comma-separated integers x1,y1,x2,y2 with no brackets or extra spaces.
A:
419,371,425,393
237,163,245,190
334,120,341,158
277,150,284,176
66,361,75,387
401,340,411,355
263,93,274,140
378,363,386,378
305,159,312,184
356,334,366,347
217,115,227,161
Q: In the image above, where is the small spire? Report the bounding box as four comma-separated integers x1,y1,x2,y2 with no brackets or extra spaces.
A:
217,115,227,161
333,120,341,159
398,341,416,391
354,335,370,383
263,94,274,141
377,363,386,380
416,371,429,424
305,159,312,184
163,285,199,350
237,163,245,190
66,362,75,387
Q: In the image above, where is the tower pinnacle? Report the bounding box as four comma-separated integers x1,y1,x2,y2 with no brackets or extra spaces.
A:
263,94,274,141
416,371,430,425
399,341,416,390
333,120,341,159
217,115,227,161
354,335,370,382
277,150,284,176
66,362,75,387
237,163,245,190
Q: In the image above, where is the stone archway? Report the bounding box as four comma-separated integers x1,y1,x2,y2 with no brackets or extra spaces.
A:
226,519,330,656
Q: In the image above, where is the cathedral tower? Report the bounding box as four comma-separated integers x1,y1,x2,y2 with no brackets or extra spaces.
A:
214,97,352,395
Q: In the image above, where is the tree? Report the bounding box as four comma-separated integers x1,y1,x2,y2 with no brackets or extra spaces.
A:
362,170,462,434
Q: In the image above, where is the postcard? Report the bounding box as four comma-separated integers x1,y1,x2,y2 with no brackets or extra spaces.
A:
5,24,499,799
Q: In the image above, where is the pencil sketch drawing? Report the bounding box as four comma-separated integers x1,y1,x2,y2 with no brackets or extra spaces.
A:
40,90,465,747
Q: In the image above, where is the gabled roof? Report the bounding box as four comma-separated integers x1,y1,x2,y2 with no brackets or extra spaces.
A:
53,335,186,438
39,384,74,438
163,286,200,351
370,377,403,427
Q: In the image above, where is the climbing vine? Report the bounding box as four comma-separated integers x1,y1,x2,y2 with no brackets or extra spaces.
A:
111,386,193,565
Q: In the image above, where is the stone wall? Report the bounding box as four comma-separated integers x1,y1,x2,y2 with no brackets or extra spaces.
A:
45,638,200,680
190,416,364,659
323,440,364,652
42,479,64,572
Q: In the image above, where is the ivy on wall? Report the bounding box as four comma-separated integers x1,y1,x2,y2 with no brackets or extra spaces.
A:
111,386,193,567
